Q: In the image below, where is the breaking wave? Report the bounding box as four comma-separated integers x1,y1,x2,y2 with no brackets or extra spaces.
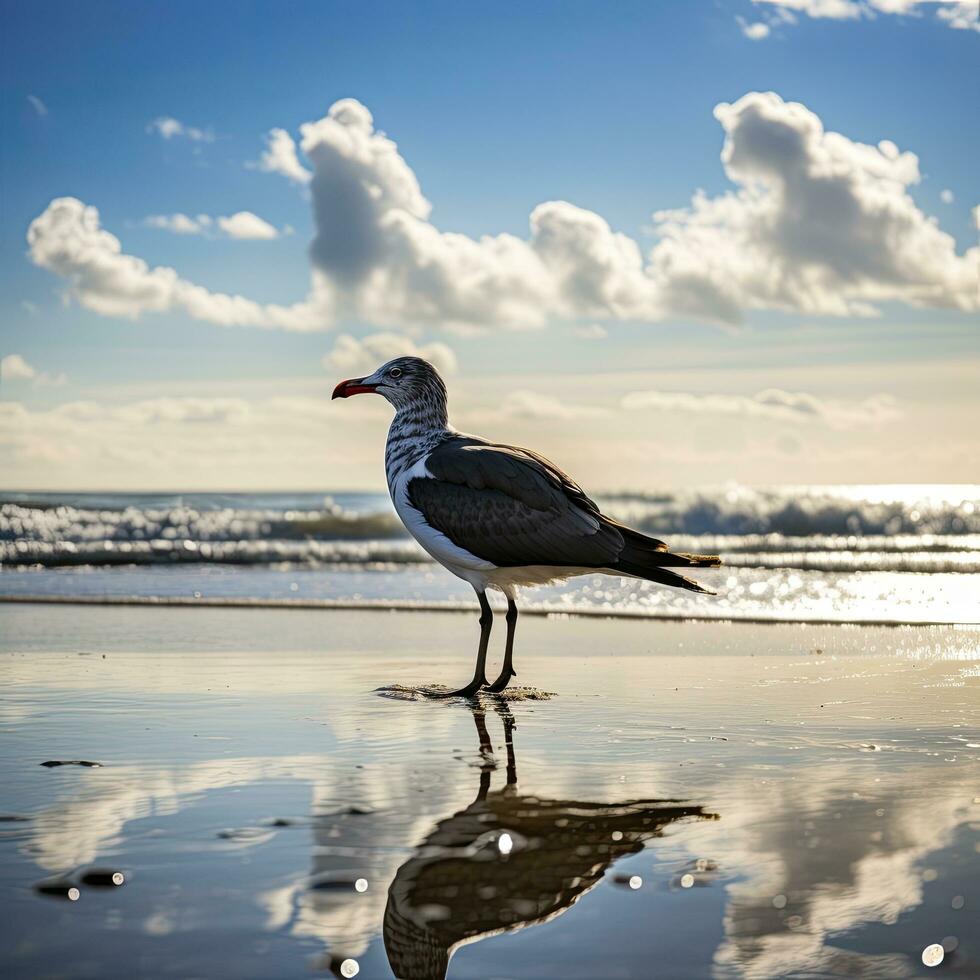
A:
2,486,978,572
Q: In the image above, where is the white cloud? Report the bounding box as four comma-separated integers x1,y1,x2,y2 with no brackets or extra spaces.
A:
0,354,65,387
573,323,608,339
217,211,280,240
973,204,980,230
145,213,213,235
737,16,773,38
936,0,980,31
30,95,979,335
498,390,608,421
939,188,954,204
28,197,329,329
621,387,900,428
711,764,974,980
261,94,978,329
27,94,48,117
324,333,458,377
1,354,37,381
257,128,312,183
649,91,979,321
144,211,282,239
753,0,980,31
112,397,251,425
0,393,371,482
146,116,214,142
754,0,864,17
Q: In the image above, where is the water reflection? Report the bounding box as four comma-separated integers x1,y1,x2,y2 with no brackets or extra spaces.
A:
3,626,977,979
273,701,715,978
382,703,714,979
711,769,974,978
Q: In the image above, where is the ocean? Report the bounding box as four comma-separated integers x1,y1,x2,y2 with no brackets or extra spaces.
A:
2,485,978,625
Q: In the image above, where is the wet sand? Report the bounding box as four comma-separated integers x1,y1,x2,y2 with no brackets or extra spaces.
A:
0,603,978,979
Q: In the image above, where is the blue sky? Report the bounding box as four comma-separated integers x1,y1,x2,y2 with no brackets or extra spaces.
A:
1,0,978,489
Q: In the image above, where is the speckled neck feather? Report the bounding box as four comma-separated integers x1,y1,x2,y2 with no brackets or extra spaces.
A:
385,379,454,487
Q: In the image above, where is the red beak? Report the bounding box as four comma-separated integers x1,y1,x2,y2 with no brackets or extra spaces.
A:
332,377,379,399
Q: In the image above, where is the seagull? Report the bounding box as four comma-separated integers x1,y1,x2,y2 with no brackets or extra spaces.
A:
333,357,720,697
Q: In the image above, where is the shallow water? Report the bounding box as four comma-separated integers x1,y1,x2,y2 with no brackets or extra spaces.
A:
1,605,978,979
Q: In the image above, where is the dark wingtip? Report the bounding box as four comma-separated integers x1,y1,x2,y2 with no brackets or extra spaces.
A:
684,580,716,596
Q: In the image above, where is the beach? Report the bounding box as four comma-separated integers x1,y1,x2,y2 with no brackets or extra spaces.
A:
1,602,977,979
5,1,979,976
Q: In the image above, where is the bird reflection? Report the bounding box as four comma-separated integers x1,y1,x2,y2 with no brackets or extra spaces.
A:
382,701,715,980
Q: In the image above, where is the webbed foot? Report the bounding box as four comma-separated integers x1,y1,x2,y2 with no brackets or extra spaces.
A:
486,668,516,693
425,678,487,699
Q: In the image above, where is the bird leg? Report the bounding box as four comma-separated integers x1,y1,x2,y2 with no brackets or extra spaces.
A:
499,704,518,786
487,599,518,693
472,708,496,800
435,590,492,698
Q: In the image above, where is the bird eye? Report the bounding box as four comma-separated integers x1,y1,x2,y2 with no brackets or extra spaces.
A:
389,367,402,379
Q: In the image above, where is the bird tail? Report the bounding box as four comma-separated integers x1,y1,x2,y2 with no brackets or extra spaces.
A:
613,559,717,594
612,531,722,595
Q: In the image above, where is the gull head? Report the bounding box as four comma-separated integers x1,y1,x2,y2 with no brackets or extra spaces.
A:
332,356,448,414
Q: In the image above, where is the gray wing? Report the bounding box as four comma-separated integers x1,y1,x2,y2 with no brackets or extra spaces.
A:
407,437,627,568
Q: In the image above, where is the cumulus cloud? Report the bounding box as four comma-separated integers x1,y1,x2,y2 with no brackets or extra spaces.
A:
257,128,312,183
30,94,979,333
28,197,329,329
146,116,214,142
27,94,48,117
217,211,280,240
324,332,458,377
498,391,608,421
753,0,980,31
1,354,37,381
650,92,979,320
1,354,65,387
737,16,773,38
935,0,980,31
262,94,978,329
621,387,900,428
